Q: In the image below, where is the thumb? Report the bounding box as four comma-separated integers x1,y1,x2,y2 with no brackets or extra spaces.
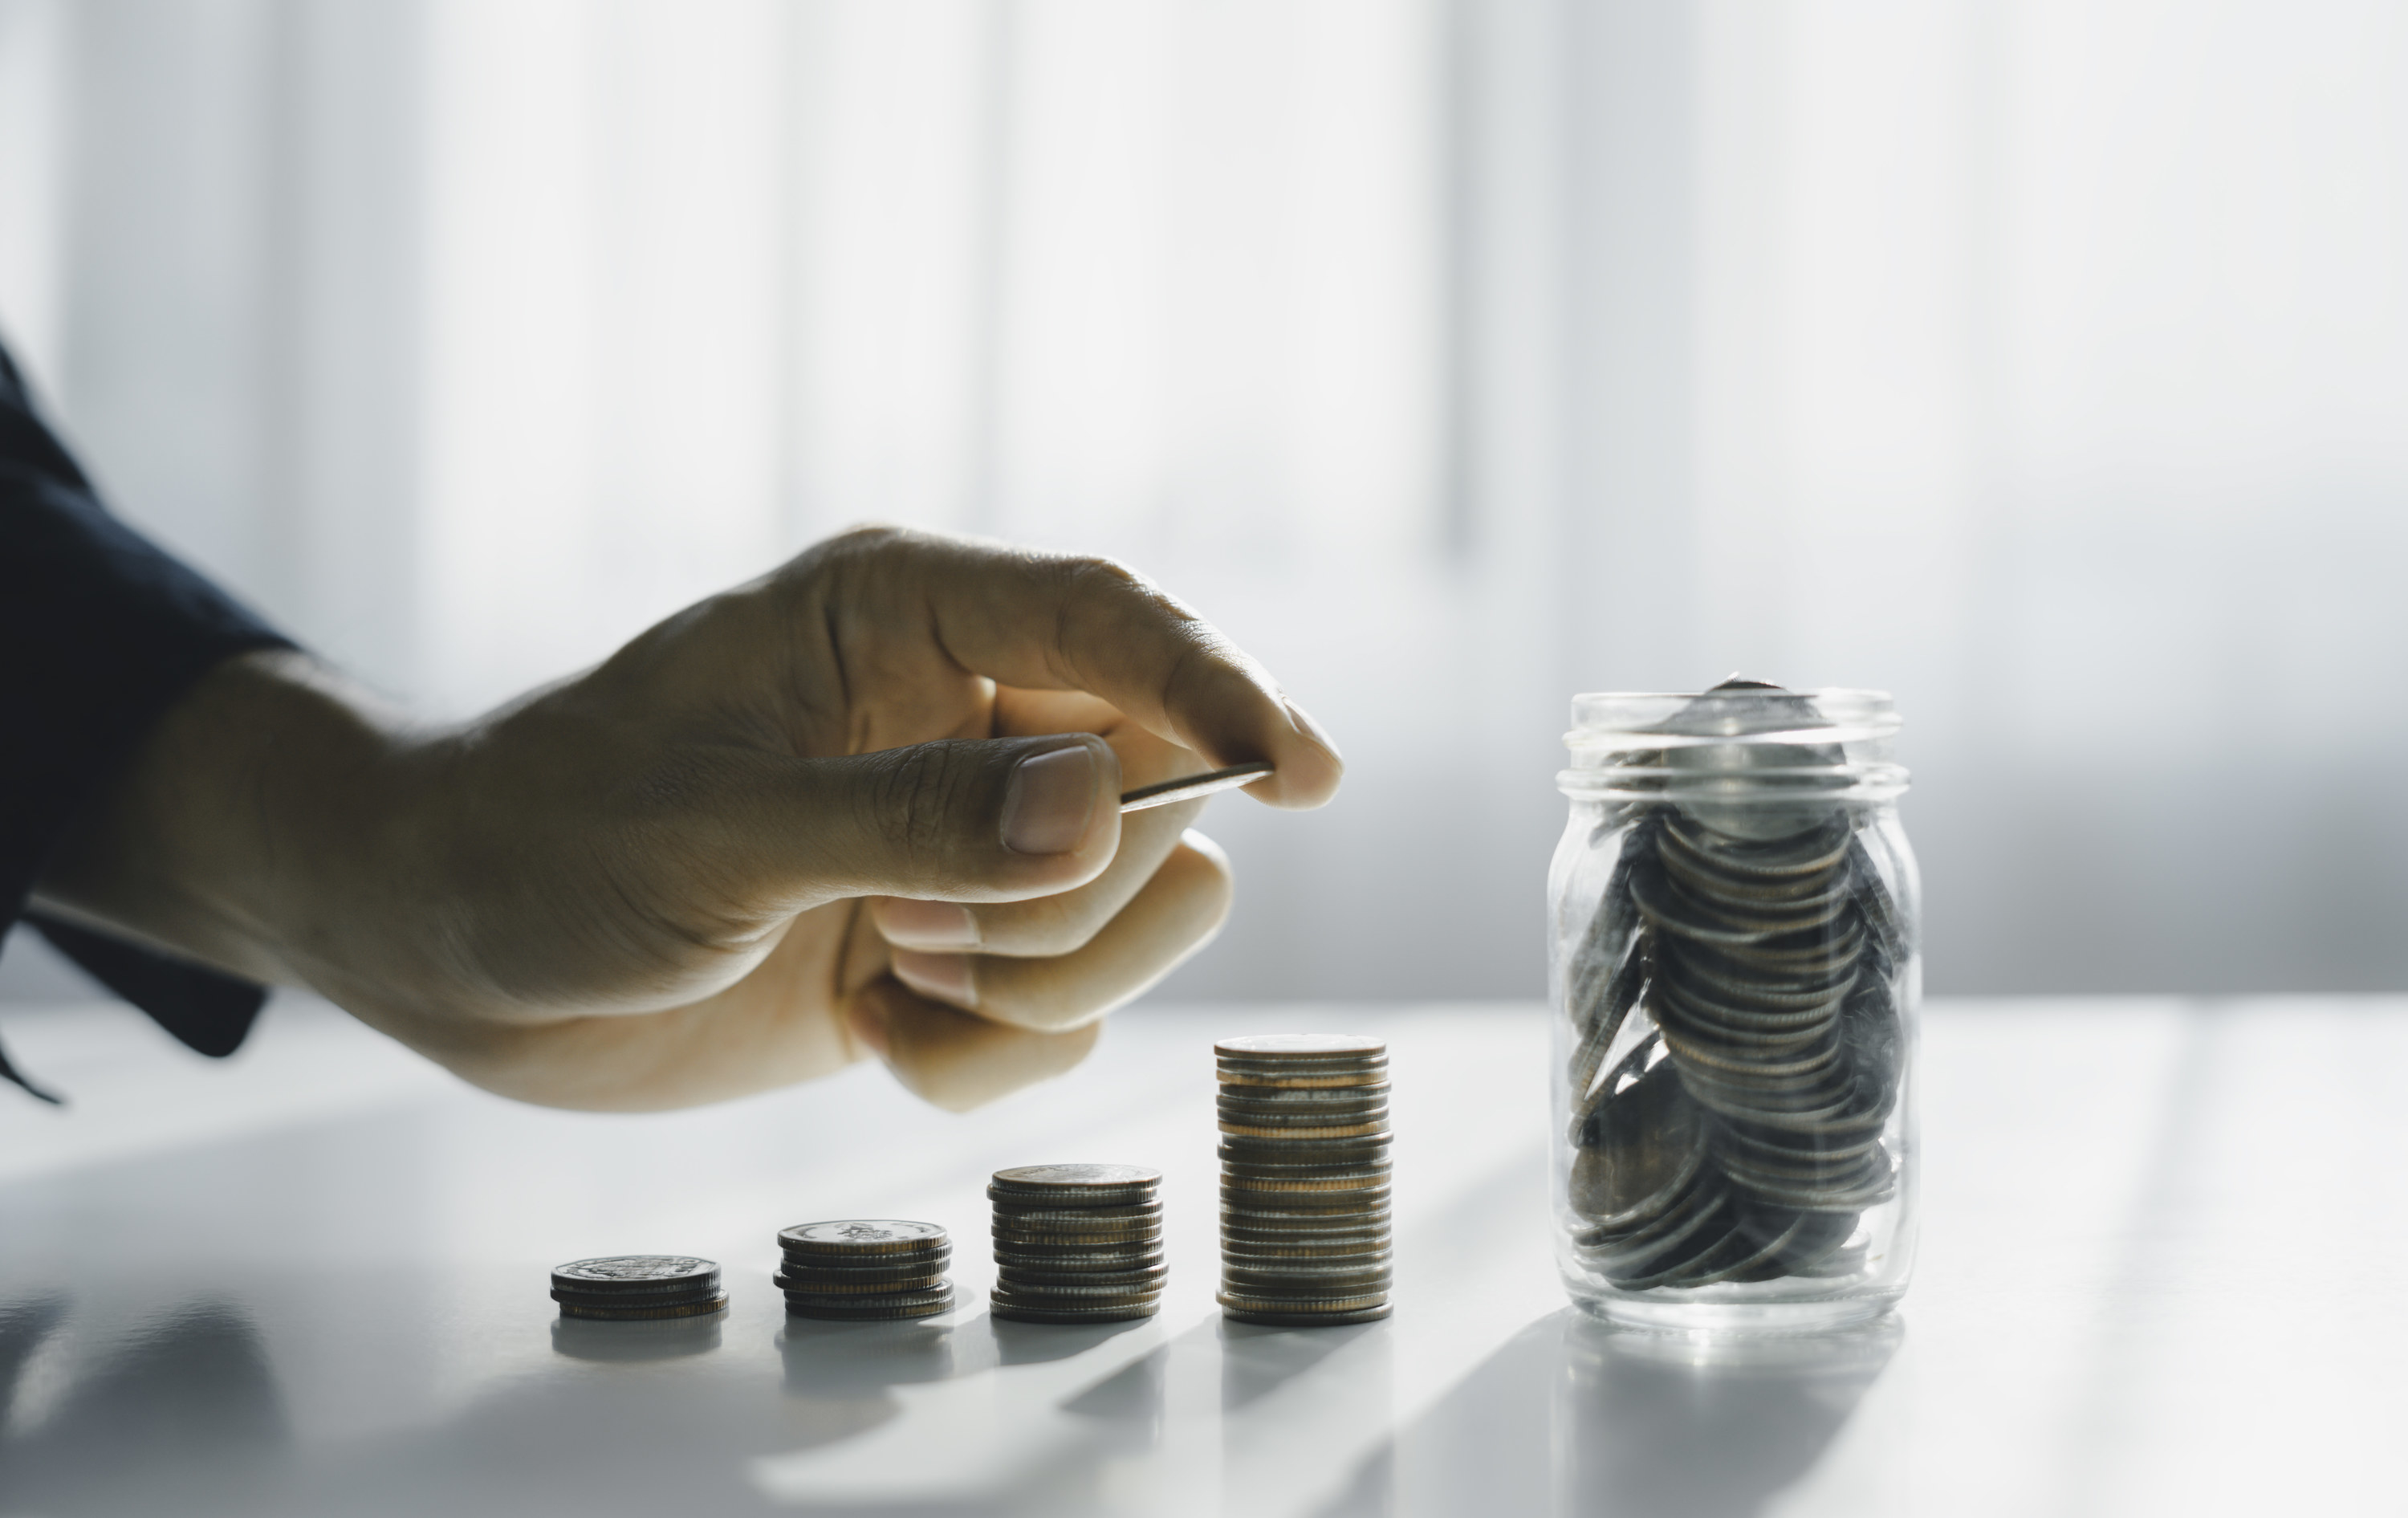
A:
737,733,1124,907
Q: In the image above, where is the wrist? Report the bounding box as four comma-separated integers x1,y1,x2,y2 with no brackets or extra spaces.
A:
34,650,433,994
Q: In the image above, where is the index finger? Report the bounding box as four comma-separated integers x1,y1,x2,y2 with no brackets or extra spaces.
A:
819,527,1344,809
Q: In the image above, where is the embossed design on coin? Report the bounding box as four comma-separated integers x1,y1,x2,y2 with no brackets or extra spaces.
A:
991,1164,1161,1189
554,1256,715,1284
547,1256,726,1321
781,1220,947,1250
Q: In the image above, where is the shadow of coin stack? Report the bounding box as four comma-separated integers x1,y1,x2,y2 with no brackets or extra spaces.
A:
988,1164,1166,1325
1217,1035,1395,1325
775,1220,956,1320
549,1255,727,1321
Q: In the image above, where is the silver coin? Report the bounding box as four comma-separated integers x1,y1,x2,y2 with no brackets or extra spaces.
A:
1223,1089,1397,1113
1219,1187,1391,1212
1220,1122,1390,1142
559,1294,729,1322
1118,761,1275,812
1221,1192,1393,1215
1222,1266,1394,1292
988,1202,1163,1225
1218,1093,1389,1115
785,1296,958,1321
989,1280,1165,1306
1215,1034,1385,1059
990,1301,1161,1324
1568,1058,1709,1231
781,1285,955,1312
1222,1228,1392,1250
779,1221,949,1256
1218,1133,1392,1159
1223,1239,1393,1260
988,1166,1160,1207
1221,1173,1392,1196
551,1256,718,1295
997,1252,1165,1272
778,1252,952,1280
997,1264,1169,1289
991,1211,1164,1231
1220,1303,1393,1328
1223,1166,1397,1190
771,1272,948,1296
1218,1068,1387,1090
549,1287,724,1311
1216,1288,1390,1316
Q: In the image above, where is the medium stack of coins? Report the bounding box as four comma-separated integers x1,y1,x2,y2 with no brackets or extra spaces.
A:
775,1220,957,1320
1217,1035,1394,1325
988,1165,1165,1325
549,1256,727,1321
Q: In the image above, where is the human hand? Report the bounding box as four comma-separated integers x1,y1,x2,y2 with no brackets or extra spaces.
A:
34,528,1342,1112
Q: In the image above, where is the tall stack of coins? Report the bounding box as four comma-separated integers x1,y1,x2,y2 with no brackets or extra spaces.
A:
549,1256,727,1321
1216,1035,1394,1326
988,1165,1165,1325
775,1220,957,1320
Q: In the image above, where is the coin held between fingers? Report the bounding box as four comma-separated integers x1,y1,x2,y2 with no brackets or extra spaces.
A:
1118,763,1274,814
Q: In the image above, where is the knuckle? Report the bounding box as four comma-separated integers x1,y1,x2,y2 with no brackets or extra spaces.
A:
823,522,915,560
1055,553,1161,616
868,742,978,883
774,523,915,593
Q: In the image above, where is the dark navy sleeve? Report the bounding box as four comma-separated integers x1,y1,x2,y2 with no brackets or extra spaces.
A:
1,340,297,1101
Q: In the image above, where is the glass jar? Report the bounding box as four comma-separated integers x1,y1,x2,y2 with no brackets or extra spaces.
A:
1548,681,1918,1332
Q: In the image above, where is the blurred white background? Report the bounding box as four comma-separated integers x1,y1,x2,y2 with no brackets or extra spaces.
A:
3,0,2406,1003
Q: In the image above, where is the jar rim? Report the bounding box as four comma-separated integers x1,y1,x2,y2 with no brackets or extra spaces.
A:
1560,686,1906,800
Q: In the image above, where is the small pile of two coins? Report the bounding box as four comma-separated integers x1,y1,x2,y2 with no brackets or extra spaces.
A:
1218,1035,1393,1326
775,1220,956,1320
550,1256,728,1321
990,1165,1165,1325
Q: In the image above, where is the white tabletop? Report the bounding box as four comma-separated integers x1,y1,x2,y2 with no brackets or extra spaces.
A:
0,994,2401,1517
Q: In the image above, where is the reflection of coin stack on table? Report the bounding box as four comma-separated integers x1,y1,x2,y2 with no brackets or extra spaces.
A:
549,1256,727,1321
988,1165,1165,1325
775,1221,956,1320
1217,1035,1394,1325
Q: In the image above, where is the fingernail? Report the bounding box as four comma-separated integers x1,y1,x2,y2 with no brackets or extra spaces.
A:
891,950,978,1011
1001,744,1099,855
1285,699,1344,763
845,1001,890,1058
877,899,981,950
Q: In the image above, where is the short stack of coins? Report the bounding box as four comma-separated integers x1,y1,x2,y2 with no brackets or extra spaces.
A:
988,1164,1166,1325
1217,1035,1394,1325
775,1220,956,1320
550,1256,727,1321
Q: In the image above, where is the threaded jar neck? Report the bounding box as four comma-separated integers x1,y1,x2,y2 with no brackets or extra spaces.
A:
1557,686,1908,808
